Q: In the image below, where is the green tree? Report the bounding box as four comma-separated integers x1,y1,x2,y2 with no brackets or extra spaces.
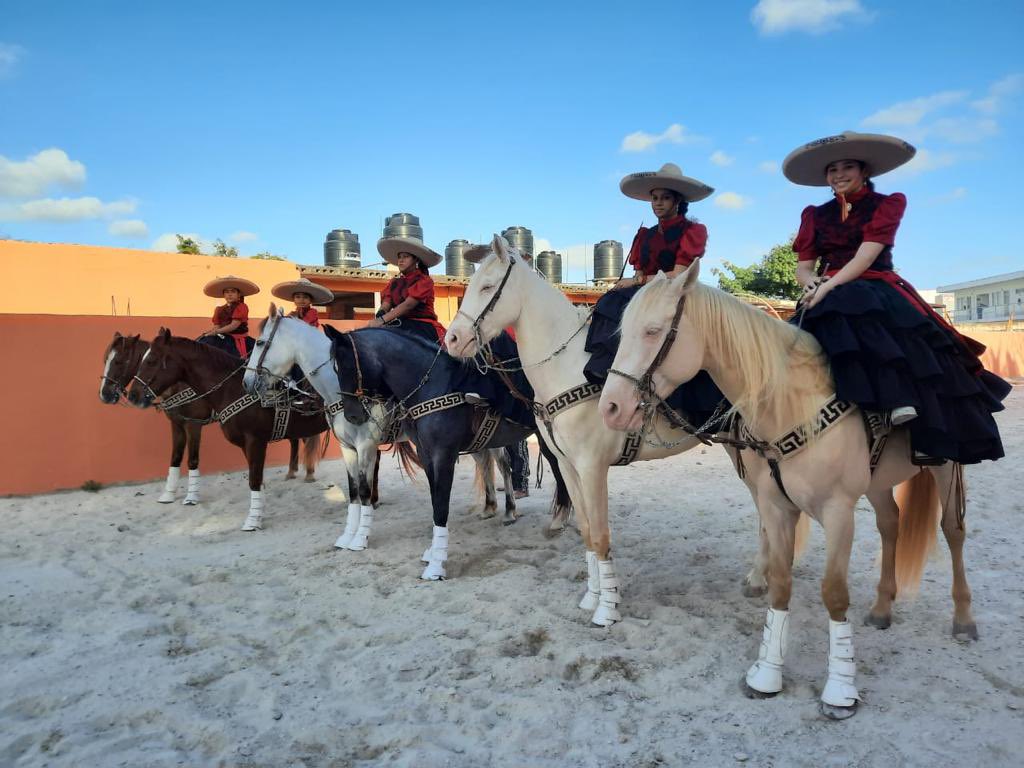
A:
250,251,287,261
175,234,201,254
713,241,802,301
212,238,239,258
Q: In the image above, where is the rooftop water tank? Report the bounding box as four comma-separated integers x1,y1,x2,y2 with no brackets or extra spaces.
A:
324,229,361,269
501,226,534,260
383,212,424,242
594,240,624,282
445,239,476,278
535,250,563,285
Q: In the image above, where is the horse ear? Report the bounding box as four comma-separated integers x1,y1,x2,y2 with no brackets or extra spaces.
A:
130,334,141,342
670,261,701,295
323,324,342,342
269,302,277,317
276,304,284,318
113,331,123,340
491,234,508,262
161,327,172,341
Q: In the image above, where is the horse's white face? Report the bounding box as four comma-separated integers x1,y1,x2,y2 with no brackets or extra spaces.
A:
445,234,525,358
599,264,705,432
243,305,295,395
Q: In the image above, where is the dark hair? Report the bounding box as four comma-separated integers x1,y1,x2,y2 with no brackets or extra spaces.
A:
667,191,689,218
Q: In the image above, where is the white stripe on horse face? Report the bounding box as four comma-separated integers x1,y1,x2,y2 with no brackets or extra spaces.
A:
140,347,151,364
100,348,117,397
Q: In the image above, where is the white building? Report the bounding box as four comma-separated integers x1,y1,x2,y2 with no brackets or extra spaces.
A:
936,270,1024,323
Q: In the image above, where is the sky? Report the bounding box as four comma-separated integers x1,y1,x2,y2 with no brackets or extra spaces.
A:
1,0,1022,289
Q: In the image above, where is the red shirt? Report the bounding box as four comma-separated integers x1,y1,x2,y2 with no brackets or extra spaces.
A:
382,269,446,342
793,187,906,272
290,306,320,328
627,215,707,276
212,300,249,335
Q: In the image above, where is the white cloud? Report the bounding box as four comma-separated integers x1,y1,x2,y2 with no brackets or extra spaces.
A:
862,90,968,128
758,160,779,174
109,219,149,238
751,0,868,35
621,123,703,153
229,230,259,242
713,192,750,210
0,43,25,78
0,148,87,198
151,232,212,253
709,150,734,167
0,196,136,222
889,148,957,178
929,116,998,143
971,72,1024,114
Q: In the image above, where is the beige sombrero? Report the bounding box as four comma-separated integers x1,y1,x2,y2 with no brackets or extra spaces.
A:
620,162,714,203
782,131,916,187
271,277,333,305
203,275,260,298
376,236,442,268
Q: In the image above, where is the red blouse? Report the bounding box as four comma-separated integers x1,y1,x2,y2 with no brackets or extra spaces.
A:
627,214,708,276
212,300,249,335
793,187,906,272
381,269,446,342
290,306,320,328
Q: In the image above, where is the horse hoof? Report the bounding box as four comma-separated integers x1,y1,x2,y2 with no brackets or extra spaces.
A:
285,472,297,480
501,517,517,527
478,507,497,520
864,613,891,630
304,475,316,483
742,581,768,599
740,677,779,699
952,621,979,642
241,524,262,532
157,493,175,504
820,701,858,720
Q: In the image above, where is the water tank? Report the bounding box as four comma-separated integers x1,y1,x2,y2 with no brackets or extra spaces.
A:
594,240,624,282
535,250,563,285
445,239,476,278
383,212,424,241
324,229,361,268
501,226,534,259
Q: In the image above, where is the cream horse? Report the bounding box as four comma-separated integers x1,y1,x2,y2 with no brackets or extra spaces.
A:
599,263,974,718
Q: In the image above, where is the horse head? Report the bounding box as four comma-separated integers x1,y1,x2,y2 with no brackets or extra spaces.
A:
445,234,526,358
324,325,385,426
99,331,145,404
243,303,292,397
127,327,185,408
599,262,704,432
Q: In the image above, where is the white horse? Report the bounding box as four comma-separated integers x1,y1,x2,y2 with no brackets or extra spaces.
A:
242,307,516,552
599,264,973,718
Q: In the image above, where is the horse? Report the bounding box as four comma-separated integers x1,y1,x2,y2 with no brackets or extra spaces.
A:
598,263,974,718
126,329,330,532
99,333,316,505
323,324,572,580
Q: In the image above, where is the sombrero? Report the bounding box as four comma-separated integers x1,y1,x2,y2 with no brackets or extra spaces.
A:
203,275,260,298
782,131,916,187
271,277,333,305
620,162,714,203
377,236,442,268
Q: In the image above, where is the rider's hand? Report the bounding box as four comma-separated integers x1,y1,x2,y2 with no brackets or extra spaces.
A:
367,317,384,328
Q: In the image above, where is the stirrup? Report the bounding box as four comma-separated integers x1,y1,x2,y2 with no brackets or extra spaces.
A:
912,450,946,467
890,406,917,426
464,392,486,406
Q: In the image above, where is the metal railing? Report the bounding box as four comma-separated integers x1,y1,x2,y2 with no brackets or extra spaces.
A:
952,304,1021,323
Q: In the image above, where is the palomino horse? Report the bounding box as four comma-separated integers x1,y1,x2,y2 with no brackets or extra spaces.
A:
100,333,316,505
324,325,572,580
599,264,973,719
126,330,330,531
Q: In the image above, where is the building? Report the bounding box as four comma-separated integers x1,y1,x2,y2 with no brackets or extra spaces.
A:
937,270,1024,323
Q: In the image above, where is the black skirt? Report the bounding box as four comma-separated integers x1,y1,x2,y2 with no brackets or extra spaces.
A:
389,319,440,346
795,278,1009,464
583,285,727,428
199,333,254,359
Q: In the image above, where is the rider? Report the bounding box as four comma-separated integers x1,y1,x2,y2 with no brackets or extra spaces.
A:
584,162,724,426
369,236,447,345
782,130,1009,464
271,277,333,329
199,276,259,358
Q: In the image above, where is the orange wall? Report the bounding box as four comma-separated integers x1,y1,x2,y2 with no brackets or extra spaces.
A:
0,314,360,496
971,330,1024,379
0,240,300,317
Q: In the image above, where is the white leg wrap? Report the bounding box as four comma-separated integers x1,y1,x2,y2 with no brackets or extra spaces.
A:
334,503,361,549
578,551,600,611
241,489,263,531
746,608,789,694
346,505,374,551
158,467,180,503
420,525,449,581
182,469,200,505
821,619,860,707
590,559,621,627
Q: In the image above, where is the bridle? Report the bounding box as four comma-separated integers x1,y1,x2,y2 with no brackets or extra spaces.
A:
454,254,517,358
247,313,331,402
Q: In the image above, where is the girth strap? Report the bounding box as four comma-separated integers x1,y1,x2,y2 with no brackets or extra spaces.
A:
406,392,468,420
464,409,503,453
217,393,260,424
158,387,200,411
270,402,291,442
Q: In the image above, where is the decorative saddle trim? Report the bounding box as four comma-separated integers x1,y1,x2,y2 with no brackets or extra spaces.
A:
407,392,468,420
737,394,855,462
537,382,603,421
381,414,404,445
614,432,645,466
217,393,260,424
464,409,503,454
158,387,199,411
270,403,291,442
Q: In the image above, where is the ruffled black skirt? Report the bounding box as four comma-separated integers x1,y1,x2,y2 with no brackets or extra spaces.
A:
583,285,727,428
795,278,1009,463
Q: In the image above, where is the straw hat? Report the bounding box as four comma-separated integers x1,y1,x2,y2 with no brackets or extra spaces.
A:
203,275,260,298
376,236,442,268
271,277,333,305
620,163,714,203
782,131,916,187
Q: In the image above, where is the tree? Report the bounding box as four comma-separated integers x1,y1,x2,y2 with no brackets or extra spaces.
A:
212,238,239,258
250,251,287,261
713,241,802,301
175,235,201,254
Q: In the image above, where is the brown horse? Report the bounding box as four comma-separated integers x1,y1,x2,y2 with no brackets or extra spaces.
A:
125,329,330,531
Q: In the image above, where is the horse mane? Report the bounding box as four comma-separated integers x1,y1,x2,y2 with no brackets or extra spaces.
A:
167,336,240,369
634,279,833,437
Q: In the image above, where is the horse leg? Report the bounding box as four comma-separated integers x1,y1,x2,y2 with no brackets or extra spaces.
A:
553,459,599,612
421,445,458,581
286,438,299,480
742,522,771,599
472,451,498,520
572,463,619,627
334,443,363,550
159,418,186,503
496,448,517,526
183,422,202,505
370,448,381,508
864,489,899,630
538,435,573,536
241,437,268,531
745,499,798,698
302,436,318,482
345,442,377,551
934,464,977,640
818,499,860,719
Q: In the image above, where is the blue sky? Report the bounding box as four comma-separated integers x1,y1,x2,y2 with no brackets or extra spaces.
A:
1,0,1022,288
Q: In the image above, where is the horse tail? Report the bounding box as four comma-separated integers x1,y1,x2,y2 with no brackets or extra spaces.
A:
318,429,331,459
302,435,322,470
894,468,941,595
393,441,422,479
793,512,811,562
